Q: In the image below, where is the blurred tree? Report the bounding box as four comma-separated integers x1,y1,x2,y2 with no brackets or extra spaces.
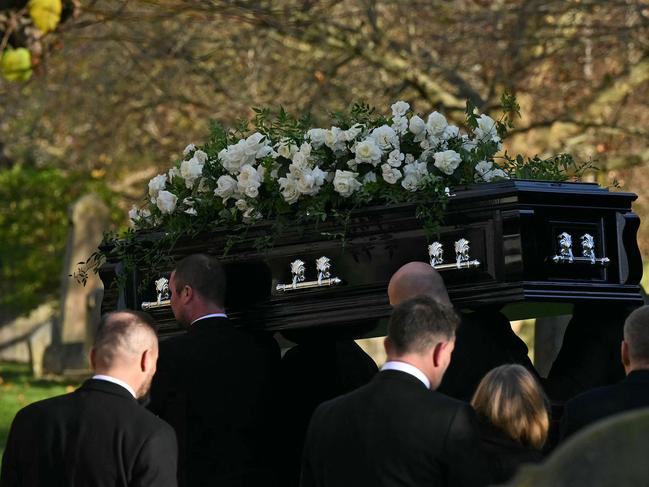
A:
0,165,118,317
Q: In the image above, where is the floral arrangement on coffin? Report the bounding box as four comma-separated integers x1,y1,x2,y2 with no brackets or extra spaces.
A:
128,94,564,240
75,94,590,285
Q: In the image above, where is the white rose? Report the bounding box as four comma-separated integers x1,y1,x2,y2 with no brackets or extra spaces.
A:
344,123,363,141
193,149,208,164
148,174,167,202
409,115,427,142
433,150,462,175
185,208,198,216
156,190,177,214
347,159,359,171
296,171,317,195
474,114,500,143
168,167,181,182
391,101,410,117
370,125,399,152
404,160,429,179
214,175,238,201
277,138,298,159
312,166,327,186
391,116,408,135
324,127,347,152
180,157,204,189
333,170,362,197
292,150,310,169
235,199,249,212
483,168,509,182
462,135,478,152
307,128,327,148
381,164,402,185
362,172,377,184
182,143,196,156
237,164,261,195
401,174,419,192
197,178,210,193
474,160,493,178
387,150,405,167
442,125,460,140
354,139,382,166
218,141,245,173
427,111,448,136
278,176,300,204
242,207,261,221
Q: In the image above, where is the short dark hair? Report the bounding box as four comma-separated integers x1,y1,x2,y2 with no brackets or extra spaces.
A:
624,305,649,364
94,310,157,369
173,253,226,307
388,295,459,355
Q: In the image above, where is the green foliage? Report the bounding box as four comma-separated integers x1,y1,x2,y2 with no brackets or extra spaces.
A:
0,362,78,458
0,165,118,315
500,153,596,181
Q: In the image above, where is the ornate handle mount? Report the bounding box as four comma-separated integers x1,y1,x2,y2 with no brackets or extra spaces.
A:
551,232,610,266
428,238,481,271
141,277,171,310
276,257,342,292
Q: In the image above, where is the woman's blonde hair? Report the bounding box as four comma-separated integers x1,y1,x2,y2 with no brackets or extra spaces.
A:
471,364,549,450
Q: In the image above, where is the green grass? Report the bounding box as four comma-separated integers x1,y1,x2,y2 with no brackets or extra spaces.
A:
0,362,78,458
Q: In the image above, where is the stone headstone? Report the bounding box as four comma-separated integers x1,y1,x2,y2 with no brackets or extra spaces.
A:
504,408,649,486
45,193,109,375
534,315,571,377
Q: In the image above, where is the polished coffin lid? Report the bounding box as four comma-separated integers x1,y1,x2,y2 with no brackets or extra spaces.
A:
99,180,643,334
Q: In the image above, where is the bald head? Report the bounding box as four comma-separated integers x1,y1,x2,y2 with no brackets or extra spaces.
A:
92,311,158,373
388,262,451,307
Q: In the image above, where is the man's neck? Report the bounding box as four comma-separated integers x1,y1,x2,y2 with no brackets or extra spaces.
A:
626,364,649,375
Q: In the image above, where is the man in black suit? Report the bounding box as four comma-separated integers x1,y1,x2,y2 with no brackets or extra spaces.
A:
388,261,537,401
560,304,649,440
148,253,280,487
0,311,177,487
300,295,488,487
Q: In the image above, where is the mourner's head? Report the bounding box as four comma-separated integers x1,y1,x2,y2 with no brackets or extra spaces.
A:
471,364,549,450
385,295,459,389
387,262,451,308
91,310,159,399
170,253,226,326
622,305,649,374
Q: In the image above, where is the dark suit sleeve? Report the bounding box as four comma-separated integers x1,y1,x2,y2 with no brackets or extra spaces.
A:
0,411,23,487
444,404,490,487
298,407,321,487
559,400,581,442
131,423,178,487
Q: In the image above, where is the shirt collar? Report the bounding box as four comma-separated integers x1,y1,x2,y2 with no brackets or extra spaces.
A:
92,374,137,398
380,360,431,389
191,313,228,326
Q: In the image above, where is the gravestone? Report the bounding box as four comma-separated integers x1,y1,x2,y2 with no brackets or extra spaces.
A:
505,408,649,486
44,193,110,375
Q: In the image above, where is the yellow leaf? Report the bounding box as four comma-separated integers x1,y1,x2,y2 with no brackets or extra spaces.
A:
29,0,63,34
1,48,33,82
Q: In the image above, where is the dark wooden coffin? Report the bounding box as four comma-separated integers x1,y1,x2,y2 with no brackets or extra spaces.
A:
99,180,644,335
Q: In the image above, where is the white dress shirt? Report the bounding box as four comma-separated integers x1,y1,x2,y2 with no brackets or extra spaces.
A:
92,374,137,398
380,361,431,389
191,313,228,326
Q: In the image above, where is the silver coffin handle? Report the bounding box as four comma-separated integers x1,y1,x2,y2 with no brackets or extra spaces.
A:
141,276,172,310
428,239,480,271
276,257,343,292
551,232,610,266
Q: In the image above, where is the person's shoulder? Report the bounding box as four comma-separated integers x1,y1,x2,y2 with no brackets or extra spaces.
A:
565,382,619,410
10,391,74,425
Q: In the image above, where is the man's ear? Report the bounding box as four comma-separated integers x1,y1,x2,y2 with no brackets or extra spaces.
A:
384,336,393,356
432,342,444,368
141,349,151,373
621,340,631,368
89,347,97,369
181,285,193,304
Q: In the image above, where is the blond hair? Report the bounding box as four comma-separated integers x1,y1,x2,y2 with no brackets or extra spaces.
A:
471,364,549,450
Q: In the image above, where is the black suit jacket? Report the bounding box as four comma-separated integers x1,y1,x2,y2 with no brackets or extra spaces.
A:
148,317,280,487
300,369,489,487
0,379,177,487
560,369,649,440
438,310,538,401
